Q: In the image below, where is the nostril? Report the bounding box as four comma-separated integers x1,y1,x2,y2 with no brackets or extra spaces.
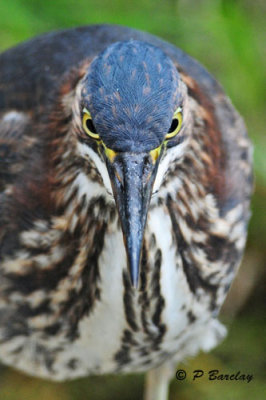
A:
115,170,124,186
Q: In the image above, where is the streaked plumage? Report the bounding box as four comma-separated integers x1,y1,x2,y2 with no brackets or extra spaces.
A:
0,25,252,399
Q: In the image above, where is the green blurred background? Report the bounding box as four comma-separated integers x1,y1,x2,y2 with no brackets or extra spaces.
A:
0,0,265,399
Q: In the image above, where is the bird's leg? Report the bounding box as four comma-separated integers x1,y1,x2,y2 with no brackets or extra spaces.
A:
144,361,175,400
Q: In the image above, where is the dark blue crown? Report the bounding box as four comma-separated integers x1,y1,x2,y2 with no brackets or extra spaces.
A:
82,40,181,152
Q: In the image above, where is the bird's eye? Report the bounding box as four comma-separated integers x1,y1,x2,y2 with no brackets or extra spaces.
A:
165,108,183,140
82,109,100,140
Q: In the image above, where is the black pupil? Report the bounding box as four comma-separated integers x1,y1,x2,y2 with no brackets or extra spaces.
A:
168,118,179,133
86,118,97,134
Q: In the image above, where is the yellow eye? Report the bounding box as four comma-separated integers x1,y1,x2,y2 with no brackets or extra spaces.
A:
82,108,100,140
165,108,183,140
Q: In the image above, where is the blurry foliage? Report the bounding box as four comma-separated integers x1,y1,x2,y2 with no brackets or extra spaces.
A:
0,0,265,399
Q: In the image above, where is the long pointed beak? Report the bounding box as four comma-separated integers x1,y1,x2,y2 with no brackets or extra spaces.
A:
104,148,162,288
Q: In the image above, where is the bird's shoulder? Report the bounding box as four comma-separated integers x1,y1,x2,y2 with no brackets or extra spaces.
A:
0,110,33,192
0,110,53,251
180,66,253,220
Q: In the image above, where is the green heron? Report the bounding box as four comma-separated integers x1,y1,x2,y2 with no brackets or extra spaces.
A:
0,25,252,400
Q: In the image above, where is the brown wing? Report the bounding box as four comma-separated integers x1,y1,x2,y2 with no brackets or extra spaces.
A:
0,111,33,191
0,111,44,253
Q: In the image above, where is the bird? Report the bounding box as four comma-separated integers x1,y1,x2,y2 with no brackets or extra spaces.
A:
0,24,252,400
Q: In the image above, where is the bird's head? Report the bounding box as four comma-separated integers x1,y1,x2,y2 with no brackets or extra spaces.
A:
74,40,189,287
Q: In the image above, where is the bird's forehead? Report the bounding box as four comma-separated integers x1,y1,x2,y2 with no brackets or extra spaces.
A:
81,40,181,151
85,40,179,90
